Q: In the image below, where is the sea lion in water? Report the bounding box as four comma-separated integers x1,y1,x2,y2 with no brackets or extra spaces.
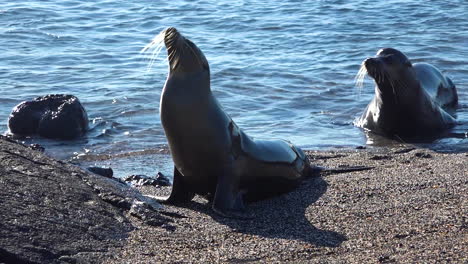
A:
355,48,458,139
143,27,313,217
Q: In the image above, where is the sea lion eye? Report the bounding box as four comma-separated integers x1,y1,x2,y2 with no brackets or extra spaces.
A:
382,55,394,64
404,61,412,67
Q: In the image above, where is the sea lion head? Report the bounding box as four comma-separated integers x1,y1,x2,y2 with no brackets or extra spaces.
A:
356,48,417,104
366,48,412,82
142,27,209,75
163,27,209,74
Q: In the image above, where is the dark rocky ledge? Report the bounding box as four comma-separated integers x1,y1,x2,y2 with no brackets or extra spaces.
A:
0,136,172,264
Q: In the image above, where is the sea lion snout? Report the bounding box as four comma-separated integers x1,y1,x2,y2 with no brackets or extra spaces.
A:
364,58,382,79
163,27,181,49
364,57,378,68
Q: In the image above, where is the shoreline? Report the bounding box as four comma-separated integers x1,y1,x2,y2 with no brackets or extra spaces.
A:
0,137,466,263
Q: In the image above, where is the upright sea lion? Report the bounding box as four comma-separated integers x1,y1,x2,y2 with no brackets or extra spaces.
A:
143,27,313,217
355,48,458,139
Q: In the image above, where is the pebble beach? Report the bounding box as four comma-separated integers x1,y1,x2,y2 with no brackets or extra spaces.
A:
2,137,465,263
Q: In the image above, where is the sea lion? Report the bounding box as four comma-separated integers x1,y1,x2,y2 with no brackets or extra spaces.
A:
142,27,313,217
355,48,458,139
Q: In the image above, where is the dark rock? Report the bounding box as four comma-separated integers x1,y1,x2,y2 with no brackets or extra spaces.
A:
129,201,174,229
159,211,187,219
370,155,391,160
0,137,133,263
28,143,45,152
378,255,391,263
124,174,154,186
393,147,416,154
394,233,409,239
124,173,172,187
415,152,433,158
0,137,187,263
155,172,171,186
98,191,132,210
0,247,37,264
0,134,20,144
321,166,374,175
87,167,113,178
57,255,77,263
8,94,89,140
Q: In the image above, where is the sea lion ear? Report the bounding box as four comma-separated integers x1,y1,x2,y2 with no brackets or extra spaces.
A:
404,60,412,67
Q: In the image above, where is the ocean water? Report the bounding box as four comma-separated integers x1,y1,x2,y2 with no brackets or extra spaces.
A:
1,0,467,178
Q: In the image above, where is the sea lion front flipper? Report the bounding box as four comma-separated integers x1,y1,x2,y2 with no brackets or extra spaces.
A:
154,166,194,204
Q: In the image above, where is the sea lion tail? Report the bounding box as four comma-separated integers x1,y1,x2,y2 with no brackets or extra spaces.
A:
308,165,325,178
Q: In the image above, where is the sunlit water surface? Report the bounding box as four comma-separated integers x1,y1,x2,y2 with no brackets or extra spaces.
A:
1,1,466,177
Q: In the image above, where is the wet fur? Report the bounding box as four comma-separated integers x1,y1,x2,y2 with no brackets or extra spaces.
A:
355,48,458,138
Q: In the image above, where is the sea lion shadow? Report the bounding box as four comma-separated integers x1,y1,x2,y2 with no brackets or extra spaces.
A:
187,176,346,247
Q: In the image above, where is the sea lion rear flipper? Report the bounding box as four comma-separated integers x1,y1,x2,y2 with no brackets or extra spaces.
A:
212,168,237,214
154,167,194,204
212,163,253,219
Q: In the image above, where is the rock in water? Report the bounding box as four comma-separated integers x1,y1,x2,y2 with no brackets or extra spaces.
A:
155,172,171,186
8,94,89,140
124,173,172,187
87,167,114,178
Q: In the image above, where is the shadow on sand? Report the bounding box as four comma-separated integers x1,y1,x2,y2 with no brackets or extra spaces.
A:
180,176,346,248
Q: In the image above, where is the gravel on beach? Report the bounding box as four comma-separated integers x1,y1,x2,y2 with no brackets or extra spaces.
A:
0,137,466,263
107,147,467,263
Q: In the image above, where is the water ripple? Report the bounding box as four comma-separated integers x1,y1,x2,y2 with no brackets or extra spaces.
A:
0,0,466,160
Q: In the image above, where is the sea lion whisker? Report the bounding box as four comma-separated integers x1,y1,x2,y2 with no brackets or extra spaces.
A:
354,63,368,93
141,30,164,54
141,30,165,72
147,44,165,71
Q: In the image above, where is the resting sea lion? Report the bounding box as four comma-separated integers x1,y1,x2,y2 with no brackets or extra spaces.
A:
142,27,313,217
355,48,458,139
